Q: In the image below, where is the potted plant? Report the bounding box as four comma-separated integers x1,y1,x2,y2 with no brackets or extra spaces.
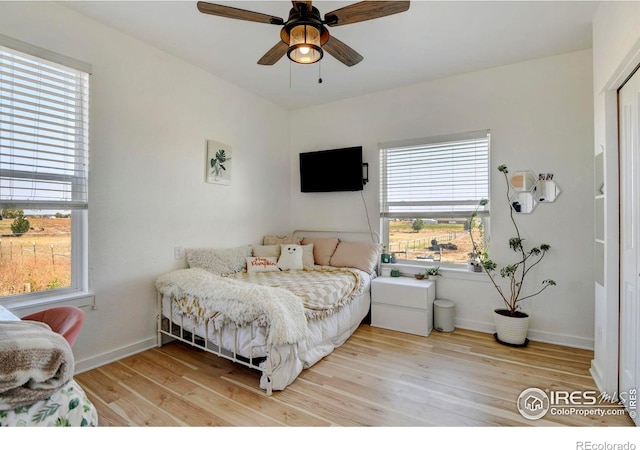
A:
425,266,441,281
469,164,556,346
381,246,391,263
467,252,482,272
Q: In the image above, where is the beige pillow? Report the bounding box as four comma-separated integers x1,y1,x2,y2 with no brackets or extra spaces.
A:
329,241,382,274
301,243,315,270
301,237,339,266
263,234,302,245
252,244,280,258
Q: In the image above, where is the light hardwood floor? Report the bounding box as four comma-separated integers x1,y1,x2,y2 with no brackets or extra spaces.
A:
74,326,635,427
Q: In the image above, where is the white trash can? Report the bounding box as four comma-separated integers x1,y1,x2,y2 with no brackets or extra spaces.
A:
434,299,455,332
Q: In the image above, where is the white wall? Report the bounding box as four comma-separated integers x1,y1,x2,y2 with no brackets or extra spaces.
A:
591,2,640,394
0,2,600,369
290,50,595,348
0,2,291,370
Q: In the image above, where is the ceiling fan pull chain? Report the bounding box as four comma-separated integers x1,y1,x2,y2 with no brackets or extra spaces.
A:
318,60,323,84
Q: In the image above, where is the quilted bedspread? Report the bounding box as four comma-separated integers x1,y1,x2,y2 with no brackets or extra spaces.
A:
0,379,97,427
228,266,366,320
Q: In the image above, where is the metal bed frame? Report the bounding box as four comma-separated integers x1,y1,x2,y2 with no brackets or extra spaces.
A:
156,229,380,396
157,292,275,395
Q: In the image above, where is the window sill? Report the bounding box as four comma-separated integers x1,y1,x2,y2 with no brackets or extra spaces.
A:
1,290,95,315
380,262,489,282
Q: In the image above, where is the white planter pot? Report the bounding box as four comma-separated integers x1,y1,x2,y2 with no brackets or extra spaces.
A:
428,275,438,281
493,309,529,346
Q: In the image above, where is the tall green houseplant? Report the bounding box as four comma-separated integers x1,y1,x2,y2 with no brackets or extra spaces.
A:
469,164,556,344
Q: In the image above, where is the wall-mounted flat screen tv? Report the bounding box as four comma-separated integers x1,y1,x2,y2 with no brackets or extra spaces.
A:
299,146,364,192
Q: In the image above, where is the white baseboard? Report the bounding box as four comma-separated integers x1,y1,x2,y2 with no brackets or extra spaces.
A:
73,336,157,374
590,360,609,396
72,320,594,375
455,318,594,350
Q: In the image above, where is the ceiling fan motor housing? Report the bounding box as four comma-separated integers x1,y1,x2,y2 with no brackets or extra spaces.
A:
283,5,328,64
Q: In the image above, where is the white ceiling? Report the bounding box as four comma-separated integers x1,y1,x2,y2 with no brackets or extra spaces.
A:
63,1,599,110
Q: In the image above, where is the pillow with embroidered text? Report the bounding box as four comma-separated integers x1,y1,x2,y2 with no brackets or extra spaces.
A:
246,256,280,273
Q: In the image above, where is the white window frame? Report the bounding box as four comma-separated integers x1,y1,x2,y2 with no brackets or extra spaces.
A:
0,35,92,309
379,130,490,267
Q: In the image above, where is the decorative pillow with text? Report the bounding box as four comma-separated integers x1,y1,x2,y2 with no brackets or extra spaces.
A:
246,256,280,273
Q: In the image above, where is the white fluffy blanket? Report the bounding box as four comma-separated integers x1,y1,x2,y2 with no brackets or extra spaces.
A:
155,268,308,345
0,321,75,410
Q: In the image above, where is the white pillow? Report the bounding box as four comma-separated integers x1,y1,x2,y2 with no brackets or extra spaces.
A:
277,244,304,271
246,256,280,273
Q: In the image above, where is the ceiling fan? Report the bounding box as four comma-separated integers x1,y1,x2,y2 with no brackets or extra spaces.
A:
196,1,411,66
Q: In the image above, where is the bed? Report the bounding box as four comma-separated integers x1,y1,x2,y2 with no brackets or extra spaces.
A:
156,230,380,395
0,308,98,427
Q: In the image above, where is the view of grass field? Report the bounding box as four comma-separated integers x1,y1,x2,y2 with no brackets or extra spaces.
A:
0,216,478,297
0,216,71,297
387,220,480,264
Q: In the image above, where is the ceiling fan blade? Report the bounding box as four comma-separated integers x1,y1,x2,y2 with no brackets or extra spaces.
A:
323,36,363,67
257,41,289,65
197,2,284,25
324,1,410,26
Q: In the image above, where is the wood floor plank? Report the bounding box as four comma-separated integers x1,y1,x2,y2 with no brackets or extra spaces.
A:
187,371,331,426
75,326,635,427
77,384,130,426
102,361,233,426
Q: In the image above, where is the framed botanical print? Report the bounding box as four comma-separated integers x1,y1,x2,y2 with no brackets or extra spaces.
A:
206,139,232,185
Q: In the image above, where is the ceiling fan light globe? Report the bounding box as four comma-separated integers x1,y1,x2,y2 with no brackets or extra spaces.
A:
287,23,323,64
288,45,322,64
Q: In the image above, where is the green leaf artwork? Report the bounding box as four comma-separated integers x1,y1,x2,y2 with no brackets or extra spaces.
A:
206,140,232,184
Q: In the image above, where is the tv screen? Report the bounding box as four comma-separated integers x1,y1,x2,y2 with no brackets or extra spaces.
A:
300,146,364,192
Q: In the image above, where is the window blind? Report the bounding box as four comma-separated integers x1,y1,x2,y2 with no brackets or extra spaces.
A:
0,43,89,210
380,131,490,219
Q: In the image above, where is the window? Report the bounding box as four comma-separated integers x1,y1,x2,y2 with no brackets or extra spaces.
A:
380,130,490,265
0,35,90,301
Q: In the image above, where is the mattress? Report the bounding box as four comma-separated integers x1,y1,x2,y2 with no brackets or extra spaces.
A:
158,267,372,391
